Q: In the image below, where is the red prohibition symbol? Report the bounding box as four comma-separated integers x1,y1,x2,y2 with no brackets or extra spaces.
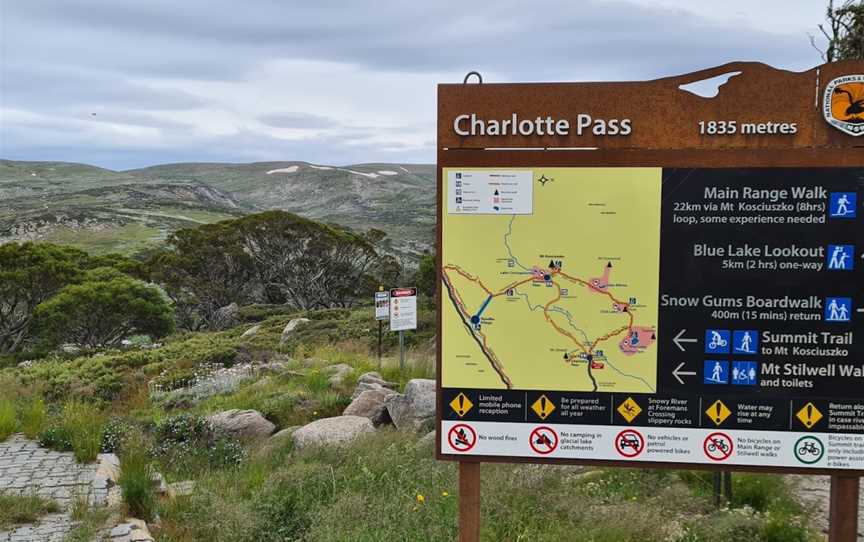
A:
529,426,559,455
703,432,734,461
615,429,645,458
448,424,477,452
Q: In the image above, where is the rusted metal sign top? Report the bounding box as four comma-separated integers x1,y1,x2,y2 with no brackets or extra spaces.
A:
438,60,864,151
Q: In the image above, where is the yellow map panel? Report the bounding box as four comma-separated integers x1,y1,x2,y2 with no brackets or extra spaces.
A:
442,168,662,392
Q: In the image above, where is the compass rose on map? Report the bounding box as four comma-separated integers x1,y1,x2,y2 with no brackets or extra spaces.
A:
537,174,554,186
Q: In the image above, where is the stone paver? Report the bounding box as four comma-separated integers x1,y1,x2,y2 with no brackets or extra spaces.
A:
0,435,106,542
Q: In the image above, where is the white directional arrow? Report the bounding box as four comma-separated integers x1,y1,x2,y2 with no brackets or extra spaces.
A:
672,362,697,385
673,329,698,352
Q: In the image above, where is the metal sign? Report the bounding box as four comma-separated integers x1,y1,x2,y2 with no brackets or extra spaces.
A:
375,290,390,321
436,60,864,476
389,287,417,331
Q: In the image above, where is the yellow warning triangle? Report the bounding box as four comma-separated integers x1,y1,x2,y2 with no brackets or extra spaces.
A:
617,397,642,423
796,402,823,429
449,393,474,417
706,399,731,426
531,395,556,419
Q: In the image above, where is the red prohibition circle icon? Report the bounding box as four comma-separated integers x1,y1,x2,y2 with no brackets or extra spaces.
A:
615,429,645,458
448,424,477,452
529,426,559,455
703,432,734,461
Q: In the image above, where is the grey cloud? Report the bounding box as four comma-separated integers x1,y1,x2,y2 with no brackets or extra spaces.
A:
258,112,340,129
5,0,817,82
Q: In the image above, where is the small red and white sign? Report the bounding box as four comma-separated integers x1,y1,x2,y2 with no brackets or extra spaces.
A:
389,287,417,331
529,426,559,455
615,429,645,458
703,432,733,461
448,424,477,452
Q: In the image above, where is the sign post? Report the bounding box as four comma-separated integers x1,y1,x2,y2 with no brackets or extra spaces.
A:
436,60,864,541
389,287,418,373
374,287,390,368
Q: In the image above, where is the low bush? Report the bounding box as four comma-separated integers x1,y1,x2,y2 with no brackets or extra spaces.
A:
101,417,135,454
151,414,245,479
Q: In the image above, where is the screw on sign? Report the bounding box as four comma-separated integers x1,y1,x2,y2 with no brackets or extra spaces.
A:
448,424,477,452
528,426,559,455
615,429,645,458
703,432,734,462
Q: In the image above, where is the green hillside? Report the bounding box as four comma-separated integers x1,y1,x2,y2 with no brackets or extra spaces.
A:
0,160,435,258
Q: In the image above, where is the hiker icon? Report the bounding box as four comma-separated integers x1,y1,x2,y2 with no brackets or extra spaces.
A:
704,360,729,385
825,297,852,322
733,330,758,354
830,192,857,218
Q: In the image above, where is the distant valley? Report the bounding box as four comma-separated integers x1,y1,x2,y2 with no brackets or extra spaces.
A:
0,160,436,260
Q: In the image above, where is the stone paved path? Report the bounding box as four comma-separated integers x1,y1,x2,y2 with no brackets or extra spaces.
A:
792,474,864,540
0,435,108,542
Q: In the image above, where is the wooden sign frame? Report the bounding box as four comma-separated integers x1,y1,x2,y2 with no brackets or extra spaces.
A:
435,60,864,542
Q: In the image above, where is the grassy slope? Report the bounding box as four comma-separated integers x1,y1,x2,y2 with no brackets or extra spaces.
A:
3,304,820,541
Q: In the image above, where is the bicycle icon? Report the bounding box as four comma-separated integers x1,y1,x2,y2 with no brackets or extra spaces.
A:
707,439,730,453
794,436,824,465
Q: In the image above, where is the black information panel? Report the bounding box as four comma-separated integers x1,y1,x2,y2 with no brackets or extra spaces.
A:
658,168,864,399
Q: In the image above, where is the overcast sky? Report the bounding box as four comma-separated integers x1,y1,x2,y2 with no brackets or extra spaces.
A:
0,0,829,170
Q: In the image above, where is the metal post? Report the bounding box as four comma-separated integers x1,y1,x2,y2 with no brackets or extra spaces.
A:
713,471,722,508
723,471,732,505
459,462,481,542
377,320,383,369
829,475,859,542
399,330,405,372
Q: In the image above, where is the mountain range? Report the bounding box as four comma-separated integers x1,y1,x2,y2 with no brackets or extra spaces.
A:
0,160,436,260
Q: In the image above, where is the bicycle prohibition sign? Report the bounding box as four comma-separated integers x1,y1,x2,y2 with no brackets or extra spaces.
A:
703,432,733,461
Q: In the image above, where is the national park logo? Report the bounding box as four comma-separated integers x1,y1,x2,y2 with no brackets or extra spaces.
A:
824,75,864,136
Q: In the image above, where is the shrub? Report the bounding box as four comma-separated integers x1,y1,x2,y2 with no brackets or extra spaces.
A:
18,397,47,439
0,399,17,441
39,425,73,451
101,417,135,454
151,414,244,478
119,437,157,521
61,401,105,463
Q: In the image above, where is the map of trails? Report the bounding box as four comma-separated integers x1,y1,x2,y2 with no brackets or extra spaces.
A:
442,168,662,392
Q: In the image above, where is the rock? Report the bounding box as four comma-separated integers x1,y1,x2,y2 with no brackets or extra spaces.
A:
352,371,398,399
96,453,121,484
151,471,169,495
212,303,239,330
269,426,301,443
241,324,261,338
343,388,397,425
280,318,310,344
385,379,436,432
108,518,155,542
416,430,436,448
206,409,276,440
292,416,375,451
168,480,195,498
323,363,354,386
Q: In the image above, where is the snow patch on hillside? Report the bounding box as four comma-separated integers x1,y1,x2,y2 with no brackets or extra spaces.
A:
266,165,299,174
377,170,398,176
